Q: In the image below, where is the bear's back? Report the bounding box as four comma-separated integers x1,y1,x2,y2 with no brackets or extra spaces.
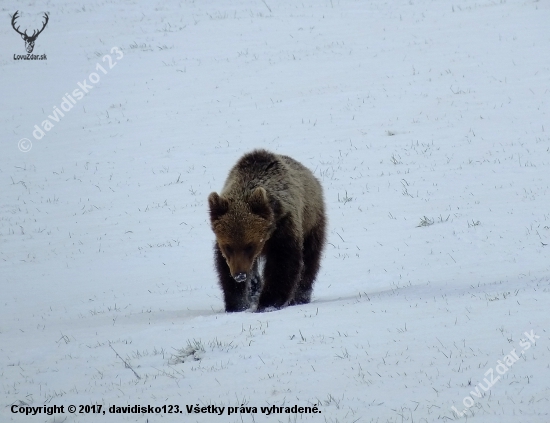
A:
221,149,324,234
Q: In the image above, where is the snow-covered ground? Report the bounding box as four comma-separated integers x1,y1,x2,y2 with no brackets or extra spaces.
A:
1,0,549,422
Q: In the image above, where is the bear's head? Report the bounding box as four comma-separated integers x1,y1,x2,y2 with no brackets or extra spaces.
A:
208,187,274,283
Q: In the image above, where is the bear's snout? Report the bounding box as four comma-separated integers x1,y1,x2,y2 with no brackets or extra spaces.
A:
233,272,247,283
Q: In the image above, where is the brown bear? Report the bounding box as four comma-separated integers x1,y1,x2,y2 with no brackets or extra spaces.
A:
208,149,326,312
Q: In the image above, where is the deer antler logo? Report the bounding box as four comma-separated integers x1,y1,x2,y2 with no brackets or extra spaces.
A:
11,11,49,54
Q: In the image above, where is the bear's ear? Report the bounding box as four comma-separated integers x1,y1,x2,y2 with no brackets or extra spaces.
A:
249,187,272,220
208,192,229,222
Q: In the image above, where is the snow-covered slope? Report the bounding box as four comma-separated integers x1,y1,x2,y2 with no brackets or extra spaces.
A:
1,0,549,421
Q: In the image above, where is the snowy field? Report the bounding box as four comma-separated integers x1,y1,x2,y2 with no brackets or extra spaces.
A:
1,0,550,422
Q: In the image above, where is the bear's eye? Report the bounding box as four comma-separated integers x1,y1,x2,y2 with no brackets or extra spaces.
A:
225,245,233,255
244,244,254,255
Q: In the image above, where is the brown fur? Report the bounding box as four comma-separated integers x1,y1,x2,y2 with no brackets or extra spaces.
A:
208,149,326,312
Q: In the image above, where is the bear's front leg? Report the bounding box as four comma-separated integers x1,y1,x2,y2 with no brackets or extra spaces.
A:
214,243,249,312
257,220,303,312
